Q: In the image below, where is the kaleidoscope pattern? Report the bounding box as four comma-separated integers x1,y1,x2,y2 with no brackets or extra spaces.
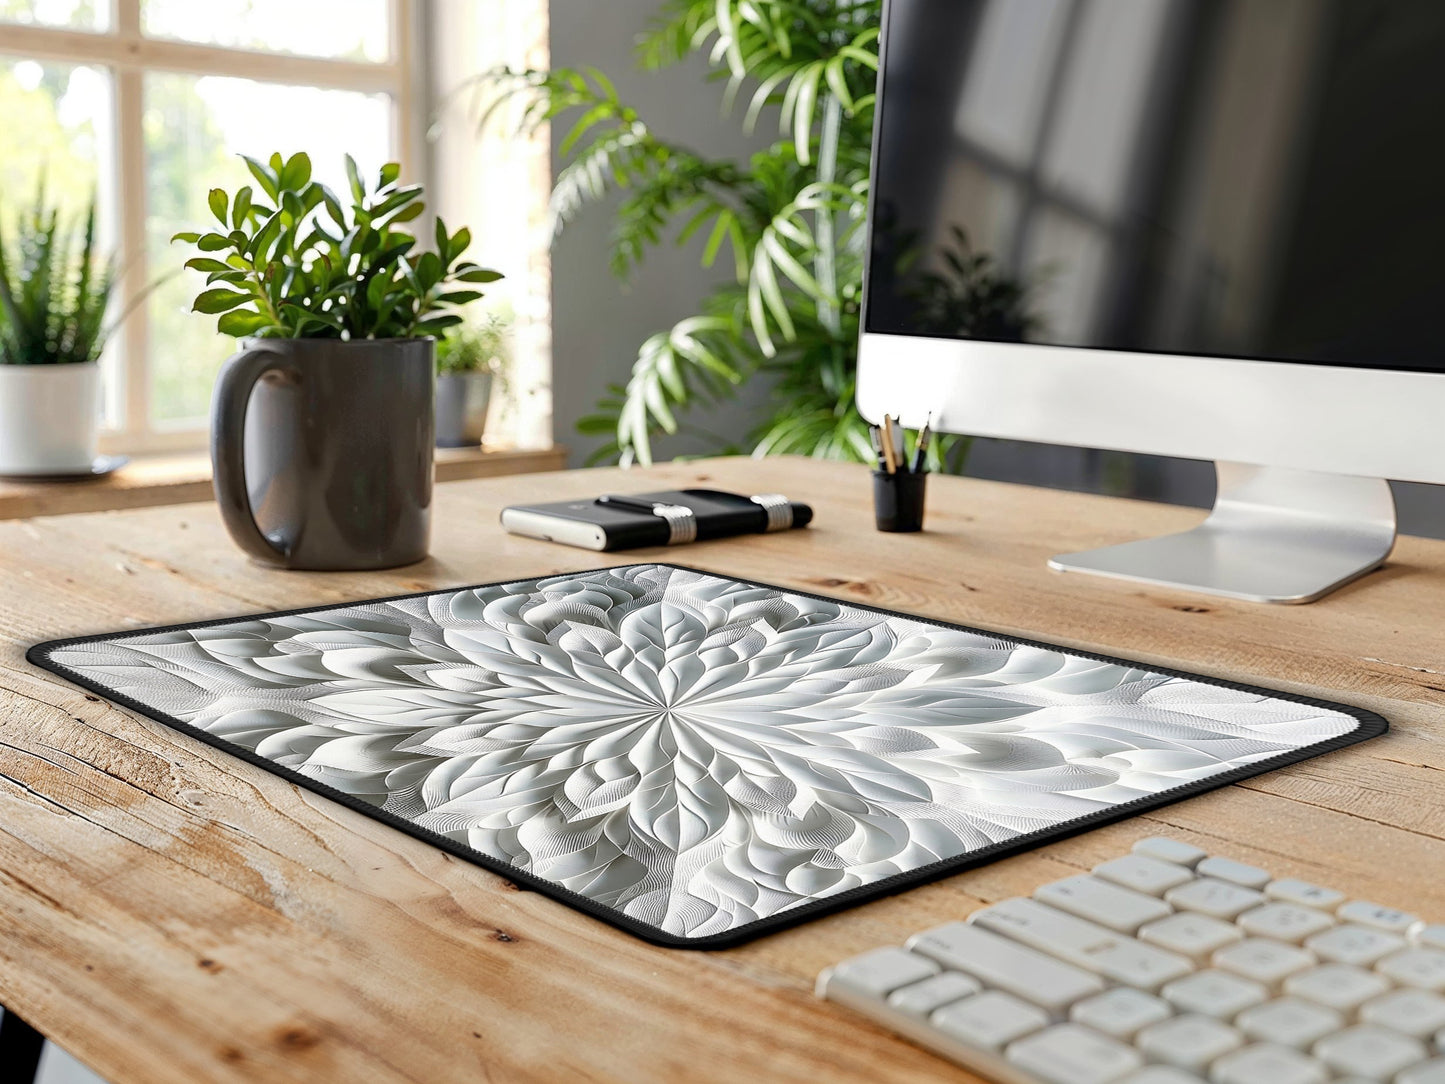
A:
44,564,1361,938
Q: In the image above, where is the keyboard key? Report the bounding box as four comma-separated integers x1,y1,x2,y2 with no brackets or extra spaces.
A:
1399,1059,1445,1084
908,922,1105,1013
1283,964,1391,1013
1006,1023,1144,1084
818,945,937,999
1071,989,1171,1040
1197,857,1271,890
1133,837,1207,868
1209,1043,1328,1084
816,840,1442,1084
1359,988,1445,1038
1337,899,1419,933
1138,1014,1243,1071
1161,970,1267,1018
1234,998,1341,1048
1313,1025,1427,1078
972,898,1192,990
1378,947,1445,991
1266,879,1345,911
1094,855,1194,896
1305,923,1406,966
1140,912,1243,961
1036,875,1173,933
1236,903,1334,943
931,990,1048,1050
1166,879,1265,920
1213,939,1316,987
887,971,981,1016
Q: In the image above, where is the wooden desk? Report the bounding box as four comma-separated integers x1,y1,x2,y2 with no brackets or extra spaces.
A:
2,456,1442,1084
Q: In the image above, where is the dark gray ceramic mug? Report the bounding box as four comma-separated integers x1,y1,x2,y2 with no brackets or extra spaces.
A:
210,337,435,570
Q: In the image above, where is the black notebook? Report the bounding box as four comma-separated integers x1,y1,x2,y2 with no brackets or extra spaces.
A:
500,488,813,551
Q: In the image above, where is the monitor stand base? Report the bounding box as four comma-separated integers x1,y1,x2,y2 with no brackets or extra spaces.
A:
1048,463,1396,604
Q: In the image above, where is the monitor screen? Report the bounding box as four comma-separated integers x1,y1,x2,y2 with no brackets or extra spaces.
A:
865,0,1445,373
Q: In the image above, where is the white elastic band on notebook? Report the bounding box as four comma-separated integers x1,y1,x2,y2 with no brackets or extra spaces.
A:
749,493,793,532
651,504,698,545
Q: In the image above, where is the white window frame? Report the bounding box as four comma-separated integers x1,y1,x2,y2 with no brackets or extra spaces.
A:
0,0,423,454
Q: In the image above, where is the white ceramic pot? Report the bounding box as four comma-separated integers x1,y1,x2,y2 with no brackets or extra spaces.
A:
0,362,101,474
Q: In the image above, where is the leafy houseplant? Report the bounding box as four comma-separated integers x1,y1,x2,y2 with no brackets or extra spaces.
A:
435,313,511,448
437,311,512,379
0,185,116,474
173,151,501,340
172,152,503,571
482,0,1029,469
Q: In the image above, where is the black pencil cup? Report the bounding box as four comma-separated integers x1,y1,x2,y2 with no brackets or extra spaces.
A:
872,469,926,532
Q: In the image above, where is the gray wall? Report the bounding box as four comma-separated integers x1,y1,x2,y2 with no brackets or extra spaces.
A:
548,1,1445,539
550,0,774,466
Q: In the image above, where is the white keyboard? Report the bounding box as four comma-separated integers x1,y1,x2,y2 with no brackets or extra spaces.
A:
816,837,1445,1084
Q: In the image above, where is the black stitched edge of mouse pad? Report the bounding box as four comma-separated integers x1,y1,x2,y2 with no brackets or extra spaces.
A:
29,562,1386,949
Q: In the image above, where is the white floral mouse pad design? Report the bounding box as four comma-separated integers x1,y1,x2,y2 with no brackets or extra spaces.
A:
30,563,1384,947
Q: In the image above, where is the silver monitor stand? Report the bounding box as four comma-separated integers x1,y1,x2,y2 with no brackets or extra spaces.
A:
1048,462,1397,604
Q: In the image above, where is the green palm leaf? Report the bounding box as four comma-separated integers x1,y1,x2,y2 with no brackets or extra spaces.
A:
469,1,1010,472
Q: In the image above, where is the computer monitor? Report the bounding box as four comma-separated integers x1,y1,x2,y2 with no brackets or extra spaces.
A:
858,0,1445,603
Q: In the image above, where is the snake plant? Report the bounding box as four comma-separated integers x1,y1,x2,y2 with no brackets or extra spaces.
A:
0,184,114,365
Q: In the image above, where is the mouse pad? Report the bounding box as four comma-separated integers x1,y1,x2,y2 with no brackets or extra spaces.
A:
29,563,1385,948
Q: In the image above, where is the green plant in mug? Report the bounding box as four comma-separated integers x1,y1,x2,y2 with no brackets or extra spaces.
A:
172,151,502,340
0,183,115,365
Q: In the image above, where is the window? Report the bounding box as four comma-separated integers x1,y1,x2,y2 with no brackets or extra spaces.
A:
0,0,420,452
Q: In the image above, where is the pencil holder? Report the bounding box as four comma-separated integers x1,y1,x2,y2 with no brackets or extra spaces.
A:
872,469,926,532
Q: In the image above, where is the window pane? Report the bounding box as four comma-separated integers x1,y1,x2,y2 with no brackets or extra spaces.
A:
0,58,110,226
145,74,392,425
0,58,120,422
141,0,390,62
0,0,109,31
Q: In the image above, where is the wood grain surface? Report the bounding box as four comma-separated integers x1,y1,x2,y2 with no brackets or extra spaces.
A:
0,444,568,520
1,455,1442,1083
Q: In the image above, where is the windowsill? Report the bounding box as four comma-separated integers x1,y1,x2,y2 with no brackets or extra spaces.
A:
0,443,569,520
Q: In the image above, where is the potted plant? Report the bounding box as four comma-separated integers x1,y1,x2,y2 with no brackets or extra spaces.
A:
435,311,511,448
0,187,115,477
173,151,502,571
479,0,1018,474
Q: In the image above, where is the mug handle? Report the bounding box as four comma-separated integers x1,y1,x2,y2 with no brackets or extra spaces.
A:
210,345,292,564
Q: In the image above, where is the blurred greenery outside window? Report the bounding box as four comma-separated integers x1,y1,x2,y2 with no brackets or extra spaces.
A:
0,0,408,451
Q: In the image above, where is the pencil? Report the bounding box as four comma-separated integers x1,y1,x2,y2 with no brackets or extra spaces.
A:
868,425,886,472
880,414,899,474
912,414,932,473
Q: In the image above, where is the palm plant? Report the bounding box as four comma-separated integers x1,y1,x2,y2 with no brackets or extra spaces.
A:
480,0,1040,468
478,0,904,466
0,184,114,366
